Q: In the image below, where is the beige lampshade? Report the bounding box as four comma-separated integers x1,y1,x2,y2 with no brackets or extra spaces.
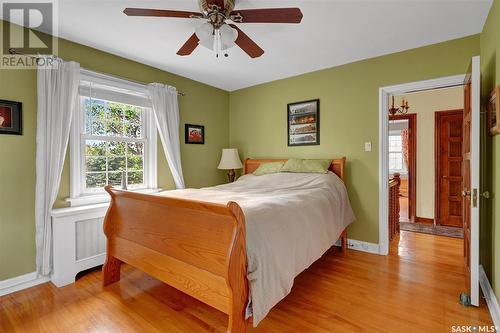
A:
218,148,243,170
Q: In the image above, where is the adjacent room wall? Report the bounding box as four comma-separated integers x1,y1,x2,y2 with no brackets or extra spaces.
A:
0,32,230,281
394,87,464,220
229,35,480,244
479,0,500,300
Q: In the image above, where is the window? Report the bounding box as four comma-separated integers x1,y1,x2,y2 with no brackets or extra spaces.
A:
83,98,145,192
69,70,157,206
388,134,407,173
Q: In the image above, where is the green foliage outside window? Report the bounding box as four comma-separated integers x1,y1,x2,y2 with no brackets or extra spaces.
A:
83,98,145,190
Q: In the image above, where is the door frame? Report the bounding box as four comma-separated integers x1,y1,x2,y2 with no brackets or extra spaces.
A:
434,109,464,227
389,114,417,222
378,74,466,255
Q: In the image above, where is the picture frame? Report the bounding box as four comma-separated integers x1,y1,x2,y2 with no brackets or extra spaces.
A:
185,124,205,144
0,99,22,135
488,85,500,136
287,99,320,146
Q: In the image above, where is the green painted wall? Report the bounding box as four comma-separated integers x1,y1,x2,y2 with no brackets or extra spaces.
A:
229,35,480,244
0,33,229,281
0,70,38,281
480,0,500,300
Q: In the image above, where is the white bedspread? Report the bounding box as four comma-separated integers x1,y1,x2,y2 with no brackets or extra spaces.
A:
157,172,355,326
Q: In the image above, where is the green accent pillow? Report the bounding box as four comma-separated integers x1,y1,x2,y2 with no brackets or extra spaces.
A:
253,162,285,176
281,158,332,174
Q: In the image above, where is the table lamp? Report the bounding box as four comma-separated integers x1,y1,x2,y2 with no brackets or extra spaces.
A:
218,148,243,182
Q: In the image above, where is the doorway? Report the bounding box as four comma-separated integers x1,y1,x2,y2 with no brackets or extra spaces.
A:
379,58,481,306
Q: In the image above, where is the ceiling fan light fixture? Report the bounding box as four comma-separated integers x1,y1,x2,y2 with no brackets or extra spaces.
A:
199,38,215,50
220,23,238,46
195,22,214,43
220,40,234,51
195,22,238,55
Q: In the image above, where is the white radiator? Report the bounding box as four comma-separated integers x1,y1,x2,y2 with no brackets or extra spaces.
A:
75,217,106,261
51,203,109,287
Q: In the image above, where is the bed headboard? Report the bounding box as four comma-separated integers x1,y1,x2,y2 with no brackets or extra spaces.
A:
243,157,347,181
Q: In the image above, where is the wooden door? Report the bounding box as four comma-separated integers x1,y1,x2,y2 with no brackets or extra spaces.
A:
435,111,464,228
462,56,480,306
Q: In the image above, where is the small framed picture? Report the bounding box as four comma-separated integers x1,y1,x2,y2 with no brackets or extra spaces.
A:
488,86,500,136
185,124,205,144
0,99,22,135
287,99,320,146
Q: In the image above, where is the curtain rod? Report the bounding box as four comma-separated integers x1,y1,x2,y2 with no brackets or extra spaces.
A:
8,48,186,97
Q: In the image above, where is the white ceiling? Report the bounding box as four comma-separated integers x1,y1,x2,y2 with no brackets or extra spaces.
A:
48,0,493,91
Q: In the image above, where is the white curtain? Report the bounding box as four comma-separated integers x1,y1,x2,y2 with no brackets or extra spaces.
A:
148,83,185,189
35,58,80,276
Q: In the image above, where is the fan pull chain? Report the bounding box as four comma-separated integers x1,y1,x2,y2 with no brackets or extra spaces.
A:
215,28,221,58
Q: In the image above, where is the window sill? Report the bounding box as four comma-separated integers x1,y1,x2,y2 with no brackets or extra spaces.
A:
66,188,163,207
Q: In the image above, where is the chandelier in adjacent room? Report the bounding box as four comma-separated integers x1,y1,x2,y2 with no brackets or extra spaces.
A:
388,96,410,116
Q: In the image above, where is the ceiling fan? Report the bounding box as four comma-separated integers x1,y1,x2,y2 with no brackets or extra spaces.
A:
123,0,303,58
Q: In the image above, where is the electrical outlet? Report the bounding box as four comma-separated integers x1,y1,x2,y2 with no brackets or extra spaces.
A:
364,142,372,152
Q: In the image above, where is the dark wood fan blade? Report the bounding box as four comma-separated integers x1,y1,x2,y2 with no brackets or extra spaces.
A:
177,34,200,56
123,8,204,18
231,8,303,23
228,24,264,58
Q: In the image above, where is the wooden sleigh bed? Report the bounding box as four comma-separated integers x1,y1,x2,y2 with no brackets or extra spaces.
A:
102,158,348,333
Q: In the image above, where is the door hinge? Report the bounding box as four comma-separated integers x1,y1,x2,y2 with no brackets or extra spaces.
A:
473,189,478,207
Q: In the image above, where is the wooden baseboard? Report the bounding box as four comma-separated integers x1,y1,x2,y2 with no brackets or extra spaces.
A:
415,216,434,224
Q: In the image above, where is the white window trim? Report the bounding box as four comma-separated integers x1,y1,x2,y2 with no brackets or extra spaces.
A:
68,69,158,207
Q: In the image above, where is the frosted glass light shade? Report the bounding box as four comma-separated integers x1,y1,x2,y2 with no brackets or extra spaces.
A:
220,24,237,50
195,22,237,51
199,37,214,50
218,148,243,170
195,22,214,47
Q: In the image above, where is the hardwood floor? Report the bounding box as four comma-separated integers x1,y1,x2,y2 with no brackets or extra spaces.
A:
0,231,492,332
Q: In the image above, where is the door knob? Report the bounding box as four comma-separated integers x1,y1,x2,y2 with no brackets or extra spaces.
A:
462,190,471,197
481,191,490,199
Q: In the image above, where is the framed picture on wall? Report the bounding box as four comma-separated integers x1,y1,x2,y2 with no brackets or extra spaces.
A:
185,124,205,144
0,99,22,135
488,86,500,136
287,99,320,146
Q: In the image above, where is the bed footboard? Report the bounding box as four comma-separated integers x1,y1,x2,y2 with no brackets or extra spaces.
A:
102,186,249,333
